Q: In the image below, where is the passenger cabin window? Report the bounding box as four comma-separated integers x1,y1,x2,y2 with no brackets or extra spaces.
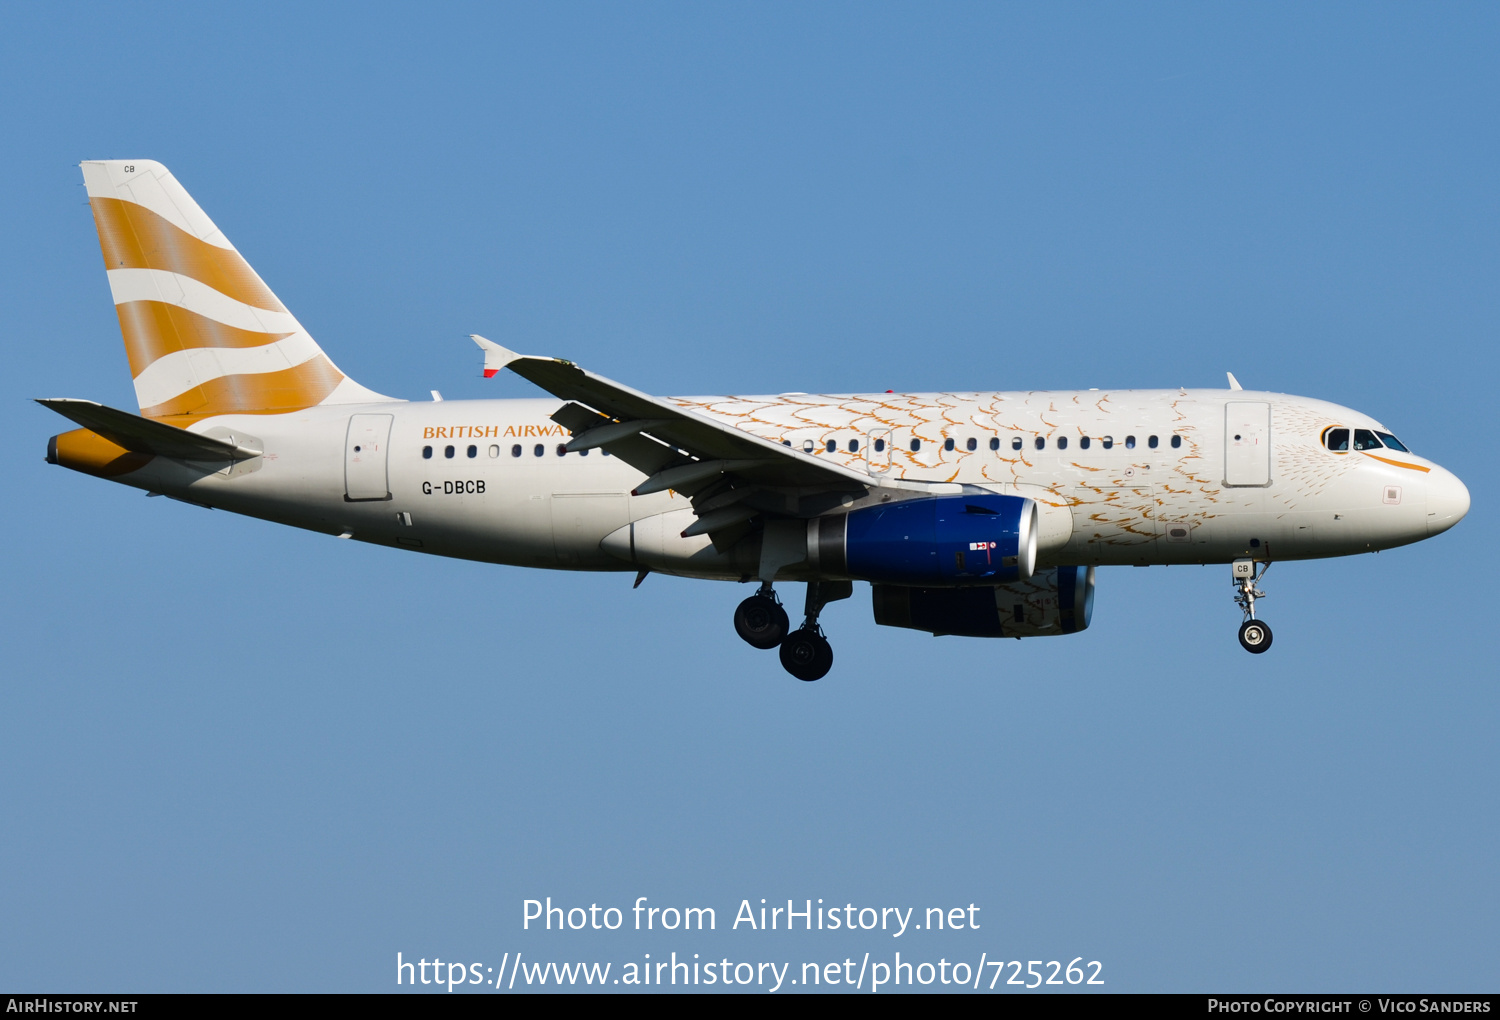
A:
874,438,885,452
1324,428,1350,452
803,440,815,453
1079,436,1090,450
1125,435,1135,449
444,445,455,459
1148,435,1159,449
1170,435,1182,449
1352,429,1385,451
990,437,1000,451
556,444,567,457
511,444,522,457
1057,436,1068,450
826,440,837,453
1102,436,1114,449
533,444,544,457
943,438,954,452
848,439,860,453
1012,437,1022,451
966,438,977,452
422,445,433,459
1034,437,1045,450
1376,432,1409,452
910,439,921,452
488,445,499,458
467,444,477,458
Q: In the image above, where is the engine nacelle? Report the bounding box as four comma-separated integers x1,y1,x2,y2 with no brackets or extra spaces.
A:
871,565,1095,638
811,494,1037,586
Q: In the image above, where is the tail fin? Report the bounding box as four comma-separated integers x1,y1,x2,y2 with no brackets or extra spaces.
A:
81,160,393,423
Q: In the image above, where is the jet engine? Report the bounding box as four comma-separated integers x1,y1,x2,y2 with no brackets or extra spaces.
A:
871,565,1095,638
810,494,1037,586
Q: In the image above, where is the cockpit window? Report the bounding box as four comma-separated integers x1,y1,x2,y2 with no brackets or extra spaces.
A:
1353,429,1383,451
1324,427,1349,452
1376,432,1409,452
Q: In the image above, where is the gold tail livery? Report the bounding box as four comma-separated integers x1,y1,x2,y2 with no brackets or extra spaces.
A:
42,160,1471,679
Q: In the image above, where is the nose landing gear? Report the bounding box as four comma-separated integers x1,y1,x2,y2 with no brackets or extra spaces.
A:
734,580,851,680
1232,559,1273,654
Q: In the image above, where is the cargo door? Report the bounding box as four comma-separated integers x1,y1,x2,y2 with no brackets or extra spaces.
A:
345,414,394,501
1072,479,1160,559
1224,402,1271,487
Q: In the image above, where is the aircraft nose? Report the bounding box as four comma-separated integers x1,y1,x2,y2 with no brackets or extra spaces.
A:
1427,466,1470,536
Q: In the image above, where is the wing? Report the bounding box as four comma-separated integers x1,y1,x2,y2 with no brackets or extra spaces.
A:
472,336,875,543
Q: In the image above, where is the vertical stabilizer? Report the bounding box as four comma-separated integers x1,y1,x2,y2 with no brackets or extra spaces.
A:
81,160,394,423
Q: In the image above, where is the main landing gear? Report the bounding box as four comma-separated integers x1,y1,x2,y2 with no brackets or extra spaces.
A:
733,586,789,649
735,581,852,681
1232,558,1273,654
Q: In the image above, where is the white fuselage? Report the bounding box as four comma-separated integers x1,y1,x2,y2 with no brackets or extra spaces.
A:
103,388,1468,578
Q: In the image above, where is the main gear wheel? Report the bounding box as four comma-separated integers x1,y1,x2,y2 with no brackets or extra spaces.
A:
779,627,834,681
734,593,789,649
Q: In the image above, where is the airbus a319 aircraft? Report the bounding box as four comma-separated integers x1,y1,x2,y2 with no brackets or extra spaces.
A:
43,160,1470,680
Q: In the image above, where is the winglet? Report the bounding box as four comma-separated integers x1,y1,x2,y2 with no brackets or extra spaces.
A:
1227,372,1243,391
472,335,522,378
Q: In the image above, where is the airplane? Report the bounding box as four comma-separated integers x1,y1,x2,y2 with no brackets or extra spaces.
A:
41,160,1471,681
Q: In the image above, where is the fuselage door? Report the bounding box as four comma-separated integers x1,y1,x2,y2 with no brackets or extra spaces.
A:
1224,401,1271,487
345,413,394,501
866,428,892,474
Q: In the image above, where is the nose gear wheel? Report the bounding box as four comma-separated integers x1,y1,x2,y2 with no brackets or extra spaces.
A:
1238,619,1273,653
1231,560,1273,654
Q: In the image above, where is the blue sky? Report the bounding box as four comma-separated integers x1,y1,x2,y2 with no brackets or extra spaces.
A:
1,2,1495,992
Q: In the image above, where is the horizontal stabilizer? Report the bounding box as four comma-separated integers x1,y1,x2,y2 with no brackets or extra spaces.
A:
37,399,255,461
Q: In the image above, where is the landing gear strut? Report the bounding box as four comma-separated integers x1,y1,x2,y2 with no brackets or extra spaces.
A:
779,580,852,682
734,585,789,649
1232,559,1273,654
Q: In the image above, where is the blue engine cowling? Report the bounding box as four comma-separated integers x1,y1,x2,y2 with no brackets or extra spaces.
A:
809,494,1037,586
871,565,1096,638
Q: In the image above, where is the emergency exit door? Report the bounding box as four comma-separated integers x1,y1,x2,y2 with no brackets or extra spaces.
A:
1224,402,1271,487
866,428,892,474
345,414,393,501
